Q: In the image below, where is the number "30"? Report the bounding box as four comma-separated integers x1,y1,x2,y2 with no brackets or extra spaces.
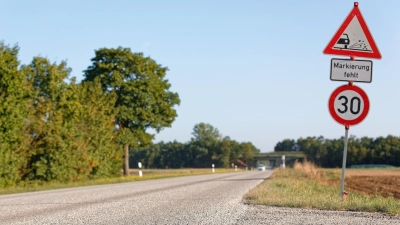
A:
337,96,361,114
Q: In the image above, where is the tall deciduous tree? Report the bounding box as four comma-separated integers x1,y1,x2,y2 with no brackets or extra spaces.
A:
72,79,121,178
83,47,180,175
0,42,29,187
191,123,220,142
274,139,297,151
21,56,120,182
22,57,73,181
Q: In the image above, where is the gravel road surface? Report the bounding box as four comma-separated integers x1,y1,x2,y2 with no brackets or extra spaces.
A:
0,170,399,224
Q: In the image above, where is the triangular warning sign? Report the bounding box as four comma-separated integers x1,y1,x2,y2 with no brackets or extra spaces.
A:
323,3,381,59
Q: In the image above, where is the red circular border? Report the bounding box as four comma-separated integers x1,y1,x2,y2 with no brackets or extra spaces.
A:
328,85,370,126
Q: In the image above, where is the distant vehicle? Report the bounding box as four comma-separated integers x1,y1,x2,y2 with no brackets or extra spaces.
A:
337,33,350,49
257,164,266,171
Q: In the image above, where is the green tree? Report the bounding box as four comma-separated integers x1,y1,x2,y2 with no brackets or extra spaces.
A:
346,136,368,166
161,141,186,168
130,125,260,169
191,122,220,142
240,142,258,165
189,123,222,167
83,47,180,175
0,42,29,187
218,139,232,167
72,79,121,178
22,55,121,181
22,57,76,181
228,140,241,166
274,139,297,151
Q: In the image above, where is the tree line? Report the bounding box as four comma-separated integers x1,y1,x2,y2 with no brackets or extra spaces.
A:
130,122,260,169
274,135,400,167
0,41,180,187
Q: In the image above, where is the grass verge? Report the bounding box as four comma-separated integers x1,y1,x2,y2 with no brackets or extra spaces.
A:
0,168,240,196
244,161,400,216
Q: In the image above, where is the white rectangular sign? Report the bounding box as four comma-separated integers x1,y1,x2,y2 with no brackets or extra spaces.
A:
330,58,373,83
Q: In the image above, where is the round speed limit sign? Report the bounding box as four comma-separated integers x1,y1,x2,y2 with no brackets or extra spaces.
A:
328,84,370,126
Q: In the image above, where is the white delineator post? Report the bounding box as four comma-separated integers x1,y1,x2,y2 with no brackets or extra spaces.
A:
282,155,285,171
234,165,237,171
138,162,142,177
212,164,215,173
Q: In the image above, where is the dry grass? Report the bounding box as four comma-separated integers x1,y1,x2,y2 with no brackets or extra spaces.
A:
293,159,322,179
244,160,400,216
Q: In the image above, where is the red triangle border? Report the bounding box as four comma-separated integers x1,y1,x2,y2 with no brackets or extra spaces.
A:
323,5,381,59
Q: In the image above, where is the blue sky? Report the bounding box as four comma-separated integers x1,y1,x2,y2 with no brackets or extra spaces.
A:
1,0,399,152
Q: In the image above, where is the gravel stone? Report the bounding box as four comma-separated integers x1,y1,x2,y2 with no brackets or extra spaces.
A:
238,205,400,225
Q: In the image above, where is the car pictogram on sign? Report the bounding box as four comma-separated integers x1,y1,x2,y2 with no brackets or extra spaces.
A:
336,34,350,49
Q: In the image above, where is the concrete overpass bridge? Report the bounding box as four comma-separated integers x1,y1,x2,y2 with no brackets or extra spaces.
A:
252,151,305,168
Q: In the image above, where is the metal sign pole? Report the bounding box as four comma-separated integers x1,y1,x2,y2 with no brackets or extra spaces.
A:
339,58,355,199
340,125,350,199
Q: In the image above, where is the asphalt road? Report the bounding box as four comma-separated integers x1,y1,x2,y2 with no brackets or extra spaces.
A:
0,170,399,225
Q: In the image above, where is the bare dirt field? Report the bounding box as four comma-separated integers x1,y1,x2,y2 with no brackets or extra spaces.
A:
329,169,400,199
